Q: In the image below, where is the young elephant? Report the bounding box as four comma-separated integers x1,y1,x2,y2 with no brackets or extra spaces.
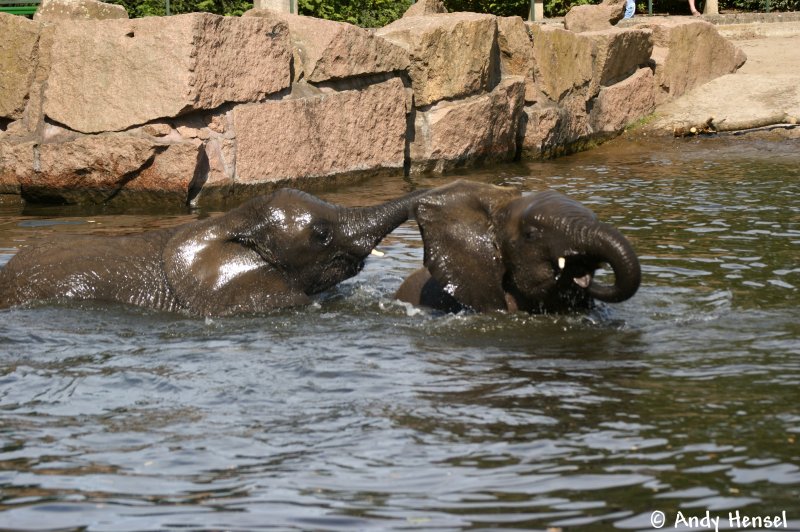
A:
0,188,423,316
395,180,641,313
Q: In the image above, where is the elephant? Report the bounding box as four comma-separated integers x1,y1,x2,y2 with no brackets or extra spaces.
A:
0,188,424,316
395,180,641,313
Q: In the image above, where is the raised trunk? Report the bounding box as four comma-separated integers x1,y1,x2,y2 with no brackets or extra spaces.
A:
531,191,640,304
580,222,641,303
339,189,427,257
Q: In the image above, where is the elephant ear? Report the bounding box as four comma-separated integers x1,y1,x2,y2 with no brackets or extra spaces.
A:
415,180,519,312
162,215,310,317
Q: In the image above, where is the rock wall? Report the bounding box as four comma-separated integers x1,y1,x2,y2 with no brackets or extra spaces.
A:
0,1,745,206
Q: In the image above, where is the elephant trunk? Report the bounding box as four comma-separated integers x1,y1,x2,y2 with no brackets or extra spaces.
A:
339,189,427,257
575,221,641,303
530,191,640,304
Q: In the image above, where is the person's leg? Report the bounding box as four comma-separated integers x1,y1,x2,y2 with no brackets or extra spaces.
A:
624,0,635,18
688,0,702,15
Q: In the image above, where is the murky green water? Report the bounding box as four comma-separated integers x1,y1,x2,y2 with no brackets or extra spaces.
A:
1,135,798,531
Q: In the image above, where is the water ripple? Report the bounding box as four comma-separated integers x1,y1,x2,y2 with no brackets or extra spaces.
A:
1,138,799,529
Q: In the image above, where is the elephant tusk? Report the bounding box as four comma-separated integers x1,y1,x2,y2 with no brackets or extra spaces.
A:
370,249,385,257
554,256,567,281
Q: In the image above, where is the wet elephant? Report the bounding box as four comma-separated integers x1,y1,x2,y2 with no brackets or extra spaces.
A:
395,180,641,313
0,188,424,316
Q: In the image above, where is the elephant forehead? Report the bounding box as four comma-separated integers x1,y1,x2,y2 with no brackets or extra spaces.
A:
528,190,594,215
267,206,317,230
525,192,597,222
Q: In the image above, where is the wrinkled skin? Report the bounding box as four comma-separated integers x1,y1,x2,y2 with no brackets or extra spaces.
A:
0,188,423,316
395,180,641,313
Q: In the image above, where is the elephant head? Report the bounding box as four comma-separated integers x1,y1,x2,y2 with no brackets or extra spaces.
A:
0,188,424,316
395,180,641,313
164,188,425,315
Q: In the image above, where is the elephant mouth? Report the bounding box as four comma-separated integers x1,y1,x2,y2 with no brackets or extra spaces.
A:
503,255,600,313
307,252,365,295
553,255,597,290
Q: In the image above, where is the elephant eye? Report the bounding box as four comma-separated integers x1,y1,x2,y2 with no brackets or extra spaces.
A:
523,226,543,241
310,222,333,246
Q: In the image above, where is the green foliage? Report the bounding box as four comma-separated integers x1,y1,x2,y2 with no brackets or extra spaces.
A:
443,0,529,17
720,0,799,10
108,0,253,17
297,0,413,27
445,0,798,18
443,0,599,20
540,0,591,17
107,0,800,21
108,0,412,25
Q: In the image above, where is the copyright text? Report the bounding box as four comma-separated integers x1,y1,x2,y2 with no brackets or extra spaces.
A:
650,510,789,531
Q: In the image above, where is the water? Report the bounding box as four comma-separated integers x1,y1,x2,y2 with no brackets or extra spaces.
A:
1,134,798,531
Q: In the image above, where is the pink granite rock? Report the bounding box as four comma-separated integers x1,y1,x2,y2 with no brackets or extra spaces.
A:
410,77,526,173
403,0,447,17
531,25,652,103
233,78,407,184
244,9,409,83
590,67,656,133
15,135,200,204
0,14,40,121
564,0,626,33
497,17,535,78
641,18,746,103
33,0,128,22
43,13,292,133
377,12,499,107
0,140,34,193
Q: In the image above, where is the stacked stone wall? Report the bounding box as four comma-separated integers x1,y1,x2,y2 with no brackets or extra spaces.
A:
0,0,745,205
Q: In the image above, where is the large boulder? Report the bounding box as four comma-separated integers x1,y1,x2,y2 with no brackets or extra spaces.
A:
641,18,746,104
497,16,536,102
131,141,203,203
403,0,447,17
377,13,499,107
521,98,601,160
564,0,626,33
202,136,237,196
523,25,653,159
10,135,201,204
519,103,565,159
530,25,652,102
243,9,408,83
43,13,293,134
530,25,594,103
410,77,525,174
589,67,656,133
0,14,40,121
0,140,34,193
232,78,407,185
125,112,238,201
33,0,128,22
8,23,55,137
588,27,654,97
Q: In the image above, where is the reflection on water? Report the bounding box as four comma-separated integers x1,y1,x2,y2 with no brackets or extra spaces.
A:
1,135,799,530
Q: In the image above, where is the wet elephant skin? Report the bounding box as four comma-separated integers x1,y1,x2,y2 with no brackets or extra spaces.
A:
0,188,423,316
395,180,641,314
